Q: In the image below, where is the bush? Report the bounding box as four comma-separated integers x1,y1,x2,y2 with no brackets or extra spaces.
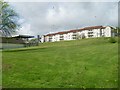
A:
109,37,117,43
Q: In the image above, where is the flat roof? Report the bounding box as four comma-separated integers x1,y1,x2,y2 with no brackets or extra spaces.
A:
12,35,34,38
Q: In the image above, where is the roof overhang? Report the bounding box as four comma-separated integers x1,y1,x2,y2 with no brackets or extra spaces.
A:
12,35,34,38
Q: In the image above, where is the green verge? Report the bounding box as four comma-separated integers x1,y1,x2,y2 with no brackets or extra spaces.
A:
2,37,118,88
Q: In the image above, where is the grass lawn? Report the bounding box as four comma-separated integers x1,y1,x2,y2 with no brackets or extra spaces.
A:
2,38,118,88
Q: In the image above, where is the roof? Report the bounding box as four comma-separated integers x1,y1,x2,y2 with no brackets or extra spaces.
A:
45,25,106,36
81,25,106,30
12,35,34,38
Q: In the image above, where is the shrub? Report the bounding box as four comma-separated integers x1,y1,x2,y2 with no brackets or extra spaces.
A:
109,37,117,43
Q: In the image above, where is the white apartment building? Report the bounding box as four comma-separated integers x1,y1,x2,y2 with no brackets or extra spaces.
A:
40,26,114,43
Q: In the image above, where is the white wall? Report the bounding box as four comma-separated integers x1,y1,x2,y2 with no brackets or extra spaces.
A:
104,26,112,37
41,36,45,43
41,26,112,42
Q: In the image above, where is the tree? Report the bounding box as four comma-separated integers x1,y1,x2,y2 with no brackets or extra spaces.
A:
115,27,120,36
0,0,20,37
80,33,86,39
76,33,81,39
111,27,120,37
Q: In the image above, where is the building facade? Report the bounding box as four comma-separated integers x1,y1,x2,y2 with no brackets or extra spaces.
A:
40,26,114,43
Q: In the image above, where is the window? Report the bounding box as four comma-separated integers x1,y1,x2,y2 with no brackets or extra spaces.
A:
72,37,77,39
49,39,52,42
72,34,77,36
88,32,93,34
60,35,64,39
60,38,64,40
88,35,93,37
88,30,92,31
49,36,52,42
49,36,52,39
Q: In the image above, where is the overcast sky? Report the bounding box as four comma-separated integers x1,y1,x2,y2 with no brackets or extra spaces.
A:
8,0,118,36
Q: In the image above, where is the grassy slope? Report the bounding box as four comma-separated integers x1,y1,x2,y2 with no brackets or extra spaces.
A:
2,38,118,88
0,51,2,88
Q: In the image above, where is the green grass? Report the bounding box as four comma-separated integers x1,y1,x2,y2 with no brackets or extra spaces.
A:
0,51,2,88
2,38,118,88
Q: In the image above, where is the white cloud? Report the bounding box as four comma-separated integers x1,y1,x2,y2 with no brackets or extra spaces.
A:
17,23,34,35
8,2,118,36
5,0,120,2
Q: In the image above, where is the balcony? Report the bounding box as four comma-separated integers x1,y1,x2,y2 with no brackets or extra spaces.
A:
60,35,64,40
88,32,93,34
88,35,94,37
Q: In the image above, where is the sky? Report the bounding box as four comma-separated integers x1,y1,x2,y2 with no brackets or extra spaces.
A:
6,0,119,36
